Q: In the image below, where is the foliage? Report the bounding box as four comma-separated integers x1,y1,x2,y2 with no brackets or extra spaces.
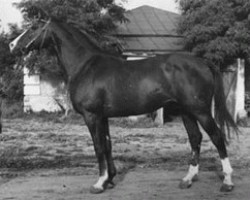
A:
0,26,24,102
16,0,127,38
177,0,250,68
14,0,127,80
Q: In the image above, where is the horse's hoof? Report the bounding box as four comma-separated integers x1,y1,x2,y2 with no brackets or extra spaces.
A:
220,184,234,192
89,186,104,194
179,180,192,189
106,181,115,189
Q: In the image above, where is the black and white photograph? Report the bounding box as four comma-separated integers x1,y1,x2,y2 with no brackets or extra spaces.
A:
0,0,250,199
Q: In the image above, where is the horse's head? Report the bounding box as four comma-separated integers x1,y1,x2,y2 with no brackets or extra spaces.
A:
9,19,52,54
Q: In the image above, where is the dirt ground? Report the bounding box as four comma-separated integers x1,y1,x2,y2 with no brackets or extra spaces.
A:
0,117,250,200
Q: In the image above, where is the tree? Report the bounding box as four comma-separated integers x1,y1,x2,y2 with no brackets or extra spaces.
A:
177,0,250,68
0,26,24,102
14,0,127,79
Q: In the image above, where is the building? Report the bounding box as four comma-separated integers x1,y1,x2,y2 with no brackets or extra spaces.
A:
114,5,183,59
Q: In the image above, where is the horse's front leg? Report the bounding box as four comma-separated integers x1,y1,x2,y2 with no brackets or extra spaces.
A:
103,117,117,187
83,111,115,194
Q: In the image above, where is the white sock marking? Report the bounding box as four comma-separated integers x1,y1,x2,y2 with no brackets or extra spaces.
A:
183,165,199,182
93,169,108,189
221,158,234,185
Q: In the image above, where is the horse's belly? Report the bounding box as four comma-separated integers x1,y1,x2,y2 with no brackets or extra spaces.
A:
103,90,171,117
103,103,159,117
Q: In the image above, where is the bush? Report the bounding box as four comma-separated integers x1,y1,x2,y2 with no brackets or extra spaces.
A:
2,101,24,118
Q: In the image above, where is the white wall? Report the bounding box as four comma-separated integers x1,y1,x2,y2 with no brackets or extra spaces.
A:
23,68,66,112
235,59,247,120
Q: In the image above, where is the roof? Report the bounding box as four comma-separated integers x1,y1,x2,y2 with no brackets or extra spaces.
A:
114,5,183,54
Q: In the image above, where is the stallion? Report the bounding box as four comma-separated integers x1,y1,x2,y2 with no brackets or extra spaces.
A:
9,15,238,194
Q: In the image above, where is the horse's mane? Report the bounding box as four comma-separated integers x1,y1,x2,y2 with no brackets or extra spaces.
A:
52,19,122,57
63,21,103,51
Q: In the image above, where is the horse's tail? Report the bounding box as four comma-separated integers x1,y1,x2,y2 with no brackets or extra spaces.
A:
213,68,239,140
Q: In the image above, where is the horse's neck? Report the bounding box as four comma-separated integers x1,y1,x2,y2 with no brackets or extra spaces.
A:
52,22,98,80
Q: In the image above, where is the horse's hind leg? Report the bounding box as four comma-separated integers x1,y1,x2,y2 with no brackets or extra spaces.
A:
83,111,115,193
195,112,234,192
180,113,202,189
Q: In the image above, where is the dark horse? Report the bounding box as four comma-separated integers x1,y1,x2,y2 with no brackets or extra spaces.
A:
10,16,238,193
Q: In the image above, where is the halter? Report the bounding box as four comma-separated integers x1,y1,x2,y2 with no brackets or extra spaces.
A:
26,18,51,50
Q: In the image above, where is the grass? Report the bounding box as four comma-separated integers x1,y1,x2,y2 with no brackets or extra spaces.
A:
2,101,24,118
